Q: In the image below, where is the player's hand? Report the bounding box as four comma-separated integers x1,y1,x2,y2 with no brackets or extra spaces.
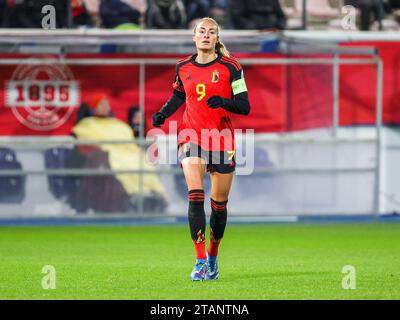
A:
152,112,166,127
206,96,225,109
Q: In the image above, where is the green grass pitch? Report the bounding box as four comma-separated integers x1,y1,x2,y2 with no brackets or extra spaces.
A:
0,223,399,299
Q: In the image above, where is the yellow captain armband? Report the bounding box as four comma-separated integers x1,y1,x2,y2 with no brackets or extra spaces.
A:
231,78,247,95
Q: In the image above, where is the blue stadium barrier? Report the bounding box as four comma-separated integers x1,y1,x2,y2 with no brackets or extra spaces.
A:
44,147,81,201
236,147,275,197
0,147,26,203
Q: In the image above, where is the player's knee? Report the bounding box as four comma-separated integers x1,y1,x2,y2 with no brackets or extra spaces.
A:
184,175,204,191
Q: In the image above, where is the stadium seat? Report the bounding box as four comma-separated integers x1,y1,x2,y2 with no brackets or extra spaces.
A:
44,147,81,202
0,147,26,203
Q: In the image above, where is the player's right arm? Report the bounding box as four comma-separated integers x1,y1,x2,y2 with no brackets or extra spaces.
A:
152,67,186,128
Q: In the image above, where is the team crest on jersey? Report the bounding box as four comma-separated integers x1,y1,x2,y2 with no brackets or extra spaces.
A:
211,70,219,83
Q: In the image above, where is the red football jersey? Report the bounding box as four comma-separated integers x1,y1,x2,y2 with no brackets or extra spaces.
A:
173,53,247,152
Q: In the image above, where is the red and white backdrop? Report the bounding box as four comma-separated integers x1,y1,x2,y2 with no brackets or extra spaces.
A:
0,41,399,136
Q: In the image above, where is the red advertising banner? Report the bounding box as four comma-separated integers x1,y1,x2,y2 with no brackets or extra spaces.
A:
0,46,399,136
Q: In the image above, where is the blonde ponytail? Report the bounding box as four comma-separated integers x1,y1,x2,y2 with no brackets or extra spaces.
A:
215,40,230,57
194,17,230,57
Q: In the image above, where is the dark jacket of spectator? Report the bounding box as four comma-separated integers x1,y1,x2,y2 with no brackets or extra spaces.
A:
127,106,146,138
183,0,209,26
390,0,400,8
0,0,7,27
100,0,142,28
146,0,187,29
6,0,68,28
230,0,286,30
345,0,387,30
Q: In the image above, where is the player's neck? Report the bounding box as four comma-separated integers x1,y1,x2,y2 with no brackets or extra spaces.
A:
195,51,218,64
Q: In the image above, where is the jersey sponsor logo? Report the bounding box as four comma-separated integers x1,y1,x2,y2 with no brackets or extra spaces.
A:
211,70,219,83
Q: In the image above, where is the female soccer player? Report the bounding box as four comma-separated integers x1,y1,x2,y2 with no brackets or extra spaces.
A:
152,17,250,281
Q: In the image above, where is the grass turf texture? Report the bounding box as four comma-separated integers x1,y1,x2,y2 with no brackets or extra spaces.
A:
0,223,399,299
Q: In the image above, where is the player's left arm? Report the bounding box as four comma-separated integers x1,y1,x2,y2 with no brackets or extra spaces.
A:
206,67,250,115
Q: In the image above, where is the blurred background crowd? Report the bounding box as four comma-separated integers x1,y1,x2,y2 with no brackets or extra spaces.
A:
1,0,400,31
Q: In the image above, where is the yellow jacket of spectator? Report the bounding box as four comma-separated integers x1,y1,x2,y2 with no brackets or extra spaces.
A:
72,116,168,201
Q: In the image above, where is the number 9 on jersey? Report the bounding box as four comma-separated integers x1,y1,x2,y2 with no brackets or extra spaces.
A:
196,83,206,101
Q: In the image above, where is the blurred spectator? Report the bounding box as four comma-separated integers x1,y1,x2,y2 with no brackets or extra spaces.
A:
0,0,7,27
345,0,386,30
70,95,168,213
146,0,187,29
391,0,400,7
6,0,69,28
209,0,229,28
100,0,146,29
76,102,94,124
72,0,94,27
183,0,209,29
230,0,287,30
389,0,400,23
122,0,147,27
81,0,102,27
127,106,146,138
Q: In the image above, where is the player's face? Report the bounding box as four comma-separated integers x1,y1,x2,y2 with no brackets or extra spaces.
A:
193,21,219,52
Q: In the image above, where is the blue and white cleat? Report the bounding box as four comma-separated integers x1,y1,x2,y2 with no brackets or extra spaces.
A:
205,256,219,280
190,259,207,281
